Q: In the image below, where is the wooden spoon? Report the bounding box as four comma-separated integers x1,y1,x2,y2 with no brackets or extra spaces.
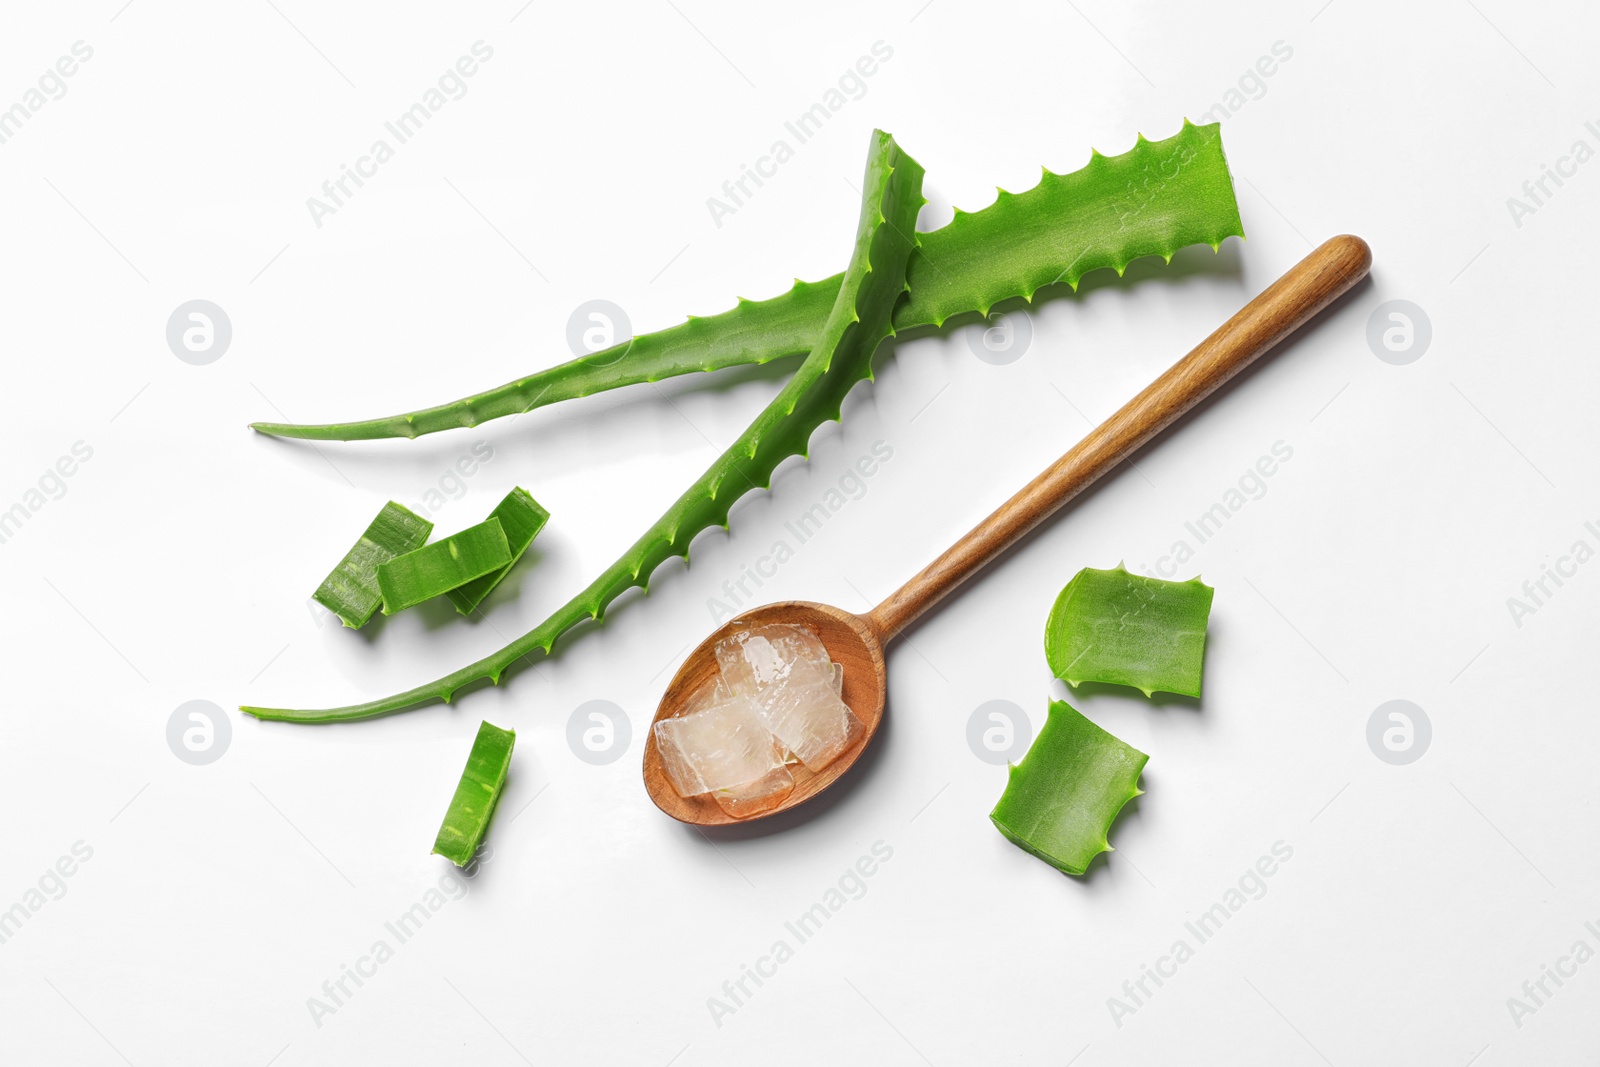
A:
644,235,1372,825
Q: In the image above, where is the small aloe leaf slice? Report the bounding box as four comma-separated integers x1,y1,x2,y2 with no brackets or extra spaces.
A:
312,502,433,629
990,700,1146,876
447,487,550,616
377,519,511,614
1044,565,1214,698
432,720,514,867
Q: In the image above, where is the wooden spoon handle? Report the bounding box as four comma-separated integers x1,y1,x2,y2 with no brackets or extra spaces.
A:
867,234,1372,640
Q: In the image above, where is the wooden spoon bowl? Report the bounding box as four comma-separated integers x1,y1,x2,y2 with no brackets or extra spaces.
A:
643,602,887,825
643,235,1372,826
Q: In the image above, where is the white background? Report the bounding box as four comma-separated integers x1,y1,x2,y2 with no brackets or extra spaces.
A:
1,0,1594,1062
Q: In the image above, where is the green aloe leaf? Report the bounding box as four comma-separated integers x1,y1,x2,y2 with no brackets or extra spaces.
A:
312,502,433,629
432,720,514,867
447,487,549,616
250,121,1241,442
1045,565,1214,698
377,519,511,614
990,700,1147,876
244,128,925,723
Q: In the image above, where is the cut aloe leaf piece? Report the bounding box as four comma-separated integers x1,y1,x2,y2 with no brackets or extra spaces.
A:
447,487,550,616
432,720,514,867
990,700,1146,876
377,519,511,614
312,502,433,629
1044,565,1214,698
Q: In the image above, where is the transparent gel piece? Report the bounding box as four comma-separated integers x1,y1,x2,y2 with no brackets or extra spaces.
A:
774,629,831,671
653,693,784,797
759,680,863,772
713,765,795,818
653,679,729,795
685,675,731,715
716,625,832,700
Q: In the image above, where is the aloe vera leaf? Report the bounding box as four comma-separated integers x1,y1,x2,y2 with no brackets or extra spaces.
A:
990,700,1147,876
242,128,924,723
1044,565,1214,698
899,121,1242,327
447,487,549,616
432,720,514,867
250,280,839,441
312,502,433,629
249,121,1240,442
377,519,511,614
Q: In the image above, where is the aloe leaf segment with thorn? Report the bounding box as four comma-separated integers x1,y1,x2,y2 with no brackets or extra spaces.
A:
1045,565,1215,698
991,700,1147,876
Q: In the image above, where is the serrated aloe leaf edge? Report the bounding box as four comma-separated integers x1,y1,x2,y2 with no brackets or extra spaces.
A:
1045,564,1215,698
990,700,1147,876
249,121,1241,442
